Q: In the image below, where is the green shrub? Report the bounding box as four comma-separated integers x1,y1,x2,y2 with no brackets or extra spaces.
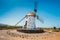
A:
52,29,60,32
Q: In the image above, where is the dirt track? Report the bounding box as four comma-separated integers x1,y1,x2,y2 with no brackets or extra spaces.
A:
0,29,60,40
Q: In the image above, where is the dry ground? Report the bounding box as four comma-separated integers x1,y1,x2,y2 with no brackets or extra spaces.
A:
0,29,60,40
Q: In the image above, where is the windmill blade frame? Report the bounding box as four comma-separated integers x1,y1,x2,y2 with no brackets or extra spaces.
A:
36,15,44,23
15,16,26,26
34,0,38,13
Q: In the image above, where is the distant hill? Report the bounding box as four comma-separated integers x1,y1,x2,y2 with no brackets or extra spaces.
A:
0,23,8,26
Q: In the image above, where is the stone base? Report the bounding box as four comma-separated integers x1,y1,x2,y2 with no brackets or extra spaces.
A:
17,29,45,33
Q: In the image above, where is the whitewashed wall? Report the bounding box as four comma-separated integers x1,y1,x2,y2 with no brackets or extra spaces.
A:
26,16,36,30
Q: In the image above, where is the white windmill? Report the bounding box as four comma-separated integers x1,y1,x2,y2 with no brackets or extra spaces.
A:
15,0,44,30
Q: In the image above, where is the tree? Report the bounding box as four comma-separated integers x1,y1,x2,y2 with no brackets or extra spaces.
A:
53,26,56,29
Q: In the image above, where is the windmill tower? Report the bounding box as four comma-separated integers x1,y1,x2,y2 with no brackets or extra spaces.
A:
15,1,44,30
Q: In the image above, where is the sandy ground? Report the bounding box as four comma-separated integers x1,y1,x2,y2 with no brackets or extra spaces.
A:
0,29,60,40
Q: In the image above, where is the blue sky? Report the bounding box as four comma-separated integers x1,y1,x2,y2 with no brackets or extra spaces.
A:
0,0,60,28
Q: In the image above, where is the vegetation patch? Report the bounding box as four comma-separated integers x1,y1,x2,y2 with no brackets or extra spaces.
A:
52,27,60,32
0,26,22,29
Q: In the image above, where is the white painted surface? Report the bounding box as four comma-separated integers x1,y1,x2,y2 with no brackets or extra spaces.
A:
26,16,36,30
